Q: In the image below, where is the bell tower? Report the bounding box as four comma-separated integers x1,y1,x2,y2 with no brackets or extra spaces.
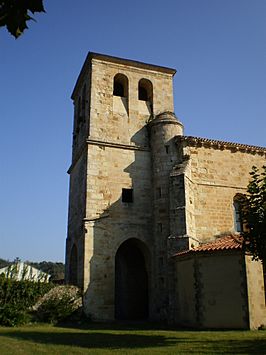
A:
65,53,180,320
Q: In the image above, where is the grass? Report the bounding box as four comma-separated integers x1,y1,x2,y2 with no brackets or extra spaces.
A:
0,322,265,354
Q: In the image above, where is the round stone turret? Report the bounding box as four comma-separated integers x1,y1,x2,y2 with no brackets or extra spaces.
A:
148,111,183,141
148,111,183,321
148,111,183,162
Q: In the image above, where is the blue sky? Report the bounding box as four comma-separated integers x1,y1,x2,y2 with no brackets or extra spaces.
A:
0,0,265,262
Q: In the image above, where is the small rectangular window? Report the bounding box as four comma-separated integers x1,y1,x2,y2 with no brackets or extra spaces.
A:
156,187,162,199
158,223,163,233
122,188,133,203
159,277,165,286
234,201,243,233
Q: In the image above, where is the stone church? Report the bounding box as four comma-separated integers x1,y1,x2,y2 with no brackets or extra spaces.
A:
65,53,266,329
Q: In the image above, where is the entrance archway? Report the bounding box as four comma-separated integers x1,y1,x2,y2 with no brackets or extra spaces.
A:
115,238,149,320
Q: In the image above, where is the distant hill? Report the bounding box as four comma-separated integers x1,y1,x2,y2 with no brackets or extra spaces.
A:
0,258,64,282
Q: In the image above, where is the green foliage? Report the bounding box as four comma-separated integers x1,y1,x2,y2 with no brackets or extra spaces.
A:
0,0,45,38
0,273,53,326
0,304,30,327
0,275,52,307
241,165,266,263
36,293,80,324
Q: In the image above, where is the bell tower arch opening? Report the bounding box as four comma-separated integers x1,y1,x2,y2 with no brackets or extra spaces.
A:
115,238,150,320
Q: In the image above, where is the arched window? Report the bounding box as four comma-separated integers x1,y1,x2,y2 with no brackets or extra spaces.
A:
233,195,243,233
113,73,128,98
138,78,153,102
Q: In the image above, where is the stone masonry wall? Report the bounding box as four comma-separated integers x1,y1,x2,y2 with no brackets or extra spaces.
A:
80,57,176,320
149,113,183,320
245,255,266,329
89,58,174,146
183,144,266,242
175,251,249,329
66,152,87,287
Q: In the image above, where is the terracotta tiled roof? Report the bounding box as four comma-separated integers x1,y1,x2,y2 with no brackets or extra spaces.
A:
173,235,243,257
175,135,266,154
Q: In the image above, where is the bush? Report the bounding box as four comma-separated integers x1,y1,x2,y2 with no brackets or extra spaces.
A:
0,304,31,327
0,274,54,327
36,294,78,323
33,286,82,324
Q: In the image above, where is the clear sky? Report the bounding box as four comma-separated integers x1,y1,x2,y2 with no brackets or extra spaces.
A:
1,0,265,262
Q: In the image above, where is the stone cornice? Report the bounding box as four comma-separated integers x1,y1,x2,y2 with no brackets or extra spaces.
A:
175,135,266,155
86,138,150,152
89,52,176,75
68,138,150,174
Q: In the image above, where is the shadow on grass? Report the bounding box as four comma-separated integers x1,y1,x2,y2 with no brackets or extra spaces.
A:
0,331,170,350
57,320,178,331
1,327,266,353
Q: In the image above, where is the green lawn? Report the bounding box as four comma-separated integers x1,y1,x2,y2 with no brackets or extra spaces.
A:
0,323,265,354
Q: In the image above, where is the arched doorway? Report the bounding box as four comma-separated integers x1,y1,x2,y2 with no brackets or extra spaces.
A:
115,238,149,320
69,244,78,286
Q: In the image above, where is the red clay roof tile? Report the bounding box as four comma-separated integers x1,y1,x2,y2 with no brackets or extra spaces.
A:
173,235,243,257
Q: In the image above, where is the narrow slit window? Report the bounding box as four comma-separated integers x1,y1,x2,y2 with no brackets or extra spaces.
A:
156,187,162,199
233,199,243,233
122,188,133,203
158,223,163,233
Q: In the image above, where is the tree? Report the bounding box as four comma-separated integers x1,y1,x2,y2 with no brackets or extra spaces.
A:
0,0,45,38
241,166,266,264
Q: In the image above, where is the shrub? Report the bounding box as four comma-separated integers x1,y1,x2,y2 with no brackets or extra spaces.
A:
0,304,31,327
0,273,54,327
33,286,82,324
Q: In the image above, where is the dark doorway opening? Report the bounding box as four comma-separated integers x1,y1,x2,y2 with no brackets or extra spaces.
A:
115,239,149,320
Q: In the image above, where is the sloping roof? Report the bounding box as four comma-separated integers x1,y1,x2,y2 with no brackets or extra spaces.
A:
175,135,266,155
173,235,243,257
0,262,51,282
